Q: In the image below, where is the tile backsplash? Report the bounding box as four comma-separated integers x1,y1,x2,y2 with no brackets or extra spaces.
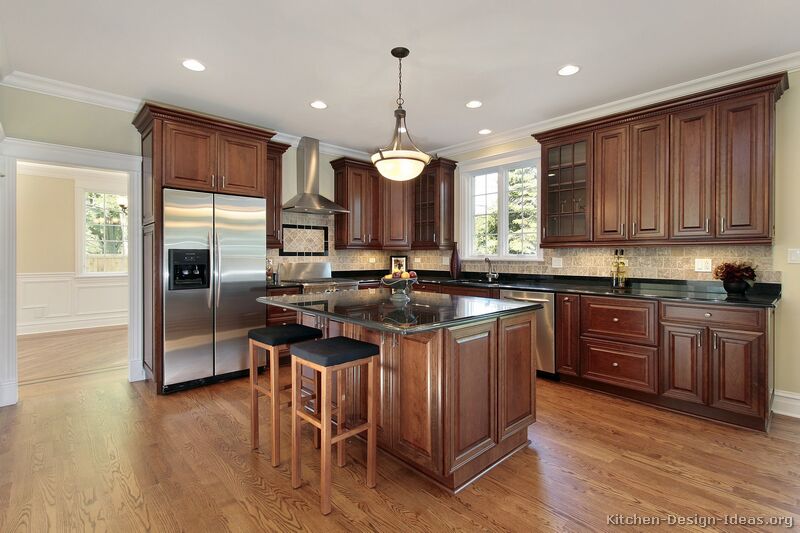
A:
407,245,781,283
270,215,780,283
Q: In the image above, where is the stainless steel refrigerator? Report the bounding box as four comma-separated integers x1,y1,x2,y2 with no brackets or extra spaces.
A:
162,188,266,391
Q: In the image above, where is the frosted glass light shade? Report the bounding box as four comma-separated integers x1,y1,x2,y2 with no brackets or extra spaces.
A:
371,149,431,181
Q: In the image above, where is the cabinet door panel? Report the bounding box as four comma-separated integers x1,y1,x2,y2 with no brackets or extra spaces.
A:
593,125,628,241
163,121,216,191
710,329,764,417
661,324,706,404
717,94,769,238
364,170,383,247
348,167,368,246
445,321,497,473
392,330,443,474
556,294,580,376
629,116,668,240
266,141,289,248
218,133,264,197
498,313,536,440
383,178,413,249
670,106,715,239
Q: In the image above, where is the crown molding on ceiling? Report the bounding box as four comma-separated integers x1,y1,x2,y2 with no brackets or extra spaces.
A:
1,71,142,112
271,132,371,160
433,50,800,158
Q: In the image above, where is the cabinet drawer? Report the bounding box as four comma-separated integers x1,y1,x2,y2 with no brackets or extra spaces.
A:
267,315,297,326
660,303,765,331
415,282,441,293
440,285,495,298
581,296,658,345
580,337,658,393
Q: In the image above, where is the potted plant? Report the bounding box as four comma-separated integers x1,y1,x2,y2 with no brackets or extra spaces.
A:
713,262,757,295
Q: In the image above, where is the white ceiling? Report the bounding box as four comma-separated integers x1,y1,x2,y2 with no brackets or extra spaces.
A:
2,0,800,154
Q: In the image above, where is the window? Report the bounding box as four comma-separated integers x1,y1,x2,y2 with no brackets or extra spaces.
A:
82,191,128,274
462,159,539,260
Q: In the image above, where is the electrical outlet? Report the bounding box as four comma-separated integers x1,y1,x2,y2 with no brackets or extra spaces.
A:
414,257,422,264
789,249,800,264
695,258,712,272
551,257,563,268
442,256,449,265
368,257,376,264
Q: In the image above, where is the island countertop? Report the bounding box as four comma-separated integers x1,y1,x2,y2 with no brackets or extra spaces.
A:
257,290,542,334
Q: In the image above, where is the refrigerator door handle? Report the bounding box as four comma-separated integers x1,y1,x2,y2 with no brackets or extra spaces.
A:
207,231,214,309
215,232,222,308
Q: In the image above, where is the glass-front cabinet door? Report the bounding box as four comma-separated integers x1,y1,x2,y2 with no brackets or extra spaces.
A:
542,133,593,243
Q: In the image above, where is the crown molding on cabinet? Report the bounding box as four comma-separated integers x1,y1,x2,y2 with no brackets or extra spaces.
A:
1,71,143,112
433,50,800,158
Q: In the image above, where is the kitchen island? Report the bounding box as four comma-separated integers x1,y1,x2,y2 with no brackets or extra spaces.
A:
258,289,541,492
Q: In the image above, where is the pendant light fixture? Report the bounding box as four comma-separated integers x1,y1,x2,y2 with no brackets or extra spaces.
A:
371,47,431,181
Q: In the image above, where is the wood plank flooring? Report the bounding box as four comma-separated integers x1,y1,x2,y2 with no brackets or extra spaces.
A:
1,369,799,532
17,326,128,384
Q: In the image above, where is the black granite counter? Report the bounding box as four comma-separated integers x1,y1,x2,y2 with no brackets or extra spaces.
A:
266,282,304,290
333,271,780,308
258,291,542,335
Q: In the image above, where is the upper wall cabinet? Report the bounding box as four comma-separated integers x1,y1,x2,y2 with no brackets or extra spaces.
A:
331,158,383,249
266,140,291,249
534,72,788,247
412,158,457,250
134,103,274,201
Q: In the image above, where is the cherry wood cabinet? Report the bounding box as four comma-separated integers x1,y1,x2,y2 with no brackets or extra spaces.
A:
264,286,300,327
332,158,383,249
580,296,658,346
661,323,706,404
497,312,536,440
629,116,669,240
717,93,771,239
412,158,457,250
534,72,787,247
670,105,715,239
542,134,593,243
382,178,414,249
593,125,629,241
439,285,499,298
709,328,764,417
266,140,290,249
580,337,659,394
555,293,580,376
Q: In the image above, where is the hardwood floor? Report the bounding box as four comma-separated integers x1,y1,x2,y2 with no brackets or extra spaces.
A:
1,371,798,532
16,326,128,384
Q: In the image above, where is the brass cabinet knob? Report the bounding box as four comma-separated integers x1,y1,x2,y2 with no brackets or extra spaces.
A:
612,362,619,367
563,297,570,302
704,312,712,318
612,317,620,323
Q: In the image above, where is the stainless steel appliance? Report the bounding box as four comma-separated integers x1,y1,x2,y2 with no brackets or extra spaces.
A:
499,290,555,375
163,189,266,391
280,261,359,294
282,137,349,214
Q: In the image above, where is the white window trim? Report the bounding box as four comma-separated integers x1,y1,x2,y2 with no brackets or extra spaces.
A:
459,149,543,262
75,180,128,278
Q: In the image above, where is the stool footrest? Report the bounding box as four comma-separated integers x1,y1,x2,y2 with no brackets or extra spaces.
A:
331,422,369,444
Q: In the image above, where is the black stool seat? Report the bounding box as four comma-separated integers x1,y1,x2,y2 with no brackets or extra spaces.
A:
248,324,323,346
291,336,380,367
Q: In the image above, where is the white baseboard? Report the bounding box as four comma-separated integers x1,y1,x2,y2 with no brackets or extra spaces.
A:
17,315,127,335
773,390,800,419
128,363,146,382
0,380,18,407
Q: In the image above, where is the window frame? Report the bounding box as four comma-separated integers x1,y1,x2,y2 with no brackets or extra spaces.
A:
459,151,542,261
75,185,129,277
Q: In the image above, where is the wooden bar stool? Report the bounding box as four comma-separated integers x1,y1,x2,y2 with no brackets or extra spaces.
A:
290,336,379,515
248,324,322,466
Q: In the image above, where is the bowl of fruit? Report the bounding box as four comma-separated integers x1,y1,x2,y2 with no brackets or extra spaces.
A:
381,269,418,301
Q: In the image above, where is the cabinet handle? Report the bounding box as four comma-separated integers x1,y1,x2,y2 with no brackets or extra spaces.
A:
720,217,725,233
542,227,547,238
612,317,619,323
211,174,216,187
222,175,226,188
632,221,637,236
620,223,625,236
704,312,712,318
713,332,718,350
433,231,437,242
697,331,702,348
705,218,710,233
611,362,619,367
563,297,570,302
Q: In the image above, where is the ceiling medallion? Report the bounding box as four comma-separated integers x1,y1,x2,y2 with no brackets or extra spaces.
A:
371,47,432,181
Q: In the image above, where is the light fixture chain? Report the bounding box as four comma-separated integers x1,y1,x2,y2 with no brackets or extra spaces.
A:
396,56,404,108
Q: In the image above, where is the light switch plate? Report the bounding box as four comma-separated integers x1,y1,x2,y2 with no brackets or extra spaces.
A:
414,257,422,264
368,257,376,264
551,257,563,268
695,258,712,272
441,256,450,265
789,249,800,264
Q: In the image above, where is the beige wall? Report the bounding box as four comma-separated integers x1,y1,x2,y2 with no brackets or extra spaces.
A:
16,174,75,273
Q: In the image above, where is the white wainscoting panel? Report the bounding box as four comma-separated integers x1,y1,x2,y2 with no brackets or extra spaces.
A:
17,272,128,334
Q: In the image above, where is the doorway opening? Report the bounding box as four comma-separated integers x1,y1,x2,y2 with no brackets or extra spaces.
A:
15,161,130,385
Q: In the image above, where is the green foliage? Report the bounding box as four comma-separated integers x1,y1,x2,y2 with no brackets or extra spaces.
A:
84,192,128,272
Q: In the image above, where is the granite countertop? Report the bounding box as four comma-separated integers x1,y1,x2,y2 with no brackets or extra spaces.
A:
266,282,304,290
258,291,542,335
334,271,781,308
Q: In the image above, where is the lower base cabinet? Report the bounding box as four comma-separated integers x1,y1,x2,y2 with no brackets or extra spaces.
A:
556,294,773,430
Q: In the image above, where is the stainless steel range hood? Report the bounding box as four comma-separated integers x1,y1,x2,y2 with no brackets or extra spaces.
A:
282,136,349,214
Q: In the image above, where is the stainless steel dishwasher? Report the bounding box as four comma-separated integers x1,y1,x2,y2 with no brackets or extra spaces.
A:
499,290,555,375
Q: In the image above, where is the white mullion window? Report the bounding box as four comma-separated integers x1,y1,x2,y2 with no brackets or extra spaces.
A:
463,157,540,261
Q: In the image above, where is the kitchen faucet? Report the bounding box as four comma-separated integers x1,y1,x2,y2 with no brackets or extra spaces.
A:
485,257,499,282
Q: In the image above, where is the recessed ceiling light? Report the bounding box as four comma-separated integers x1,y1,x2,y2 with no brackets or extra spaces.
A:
310,100,328,109
558,64,580,76
182,59,206,72
466,100,483,109
478,129,492,135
